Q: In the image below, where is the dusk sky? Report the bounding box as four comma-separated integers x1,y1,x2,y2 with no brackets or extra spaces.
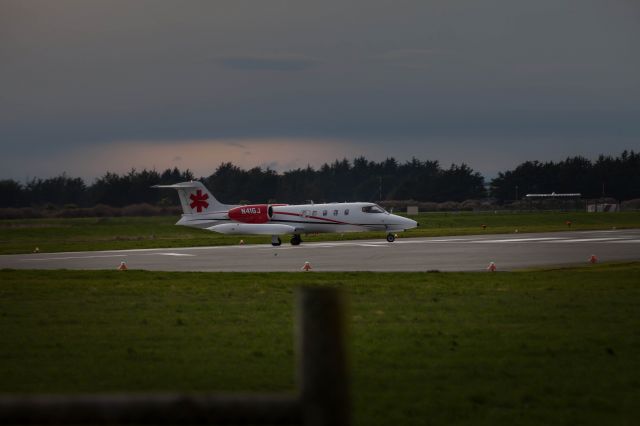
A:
1,0,639,181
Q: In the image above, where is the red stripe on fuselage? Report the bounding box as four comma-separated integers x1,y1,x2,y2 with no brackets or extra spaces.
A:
274,211,350,225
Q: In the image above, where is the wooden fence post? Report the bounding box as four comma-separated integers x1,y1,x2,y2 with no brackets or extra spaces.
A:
0,287,350,425
297,287,349,426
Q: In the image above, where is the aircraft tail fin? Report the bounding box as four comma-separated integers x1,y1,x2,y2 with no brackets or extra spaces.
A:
153,181,234,215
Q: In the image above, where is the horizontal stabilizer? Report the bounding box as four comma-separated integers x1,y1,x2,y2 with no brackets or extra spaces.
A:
152,182,204,189
208,223,297,235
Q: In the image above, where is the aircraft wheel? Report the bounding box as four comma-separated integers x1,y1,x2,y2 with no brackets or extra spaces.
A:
271,236,282,246
386,233,396,243
291,234,302,246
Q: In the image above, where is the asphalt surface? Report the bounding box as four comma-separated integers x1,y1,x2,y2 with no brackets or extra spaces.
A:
1,229,639,272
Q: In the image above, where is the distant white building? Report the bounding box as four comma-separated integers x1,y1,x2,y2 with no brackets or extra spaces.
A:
587,203,619,212
406,206,419,215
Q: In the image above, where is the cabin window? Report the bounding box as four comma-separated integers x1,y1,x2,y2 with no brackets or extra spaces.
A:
344,209,350,215
323,210,328,216
333,209,339,216
312,210,318,217
301,210,308,217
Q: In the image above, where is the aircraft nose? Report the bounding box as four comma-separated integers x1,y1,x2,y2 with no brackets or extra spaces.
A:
404,217,418,229
389,214,418,230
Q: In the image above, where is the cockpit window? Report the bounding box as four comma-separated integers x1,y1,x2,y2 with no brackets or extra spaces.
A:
362,205,385,214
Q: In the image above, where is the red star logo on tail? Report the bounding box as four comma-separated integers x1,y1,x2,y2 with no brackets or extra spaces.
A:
189,190,209,212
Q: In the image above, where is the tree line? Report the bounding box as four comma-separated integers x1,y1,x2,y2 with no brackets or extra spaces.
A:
0,151,637,208
490,150,639,201
202,158,485,205
0,168,195,208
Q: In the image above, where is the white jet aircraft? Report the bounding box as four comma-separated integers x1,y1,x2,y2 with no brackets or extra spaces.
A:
155,181,418,246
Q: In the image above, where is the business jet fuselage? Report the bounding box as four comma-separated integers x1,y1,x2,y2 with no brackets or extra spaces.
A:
155,181,418,246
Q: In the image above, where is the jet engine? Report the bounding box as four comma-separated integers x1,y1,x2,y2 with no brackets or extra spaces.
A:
228,204,273,223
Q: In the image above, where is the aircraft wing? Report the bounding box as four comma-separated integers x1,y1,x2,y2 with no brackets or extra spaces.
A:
208,223,298,235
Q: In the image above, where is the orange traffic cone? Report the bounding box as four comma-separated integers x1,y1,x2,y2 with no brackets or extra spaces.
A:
589,254,598,264
301,261,312,271
118,261,128,271
487,262,497,272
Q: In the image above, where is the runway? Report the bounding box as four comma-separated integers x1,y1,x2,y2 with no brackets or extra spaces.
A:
1,229,639,272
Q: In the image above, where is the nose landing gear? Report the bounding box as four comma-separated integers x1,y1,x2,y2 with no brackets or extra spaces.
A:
386,233,396,243
271,235,282,246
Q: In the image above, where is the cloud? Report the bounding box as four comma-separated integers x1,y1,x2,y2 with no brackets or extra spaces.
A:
371,48,443,69
13,137,356,181
378,48,441,59
224,141,248,149
218,54,320,71
1,0,639,181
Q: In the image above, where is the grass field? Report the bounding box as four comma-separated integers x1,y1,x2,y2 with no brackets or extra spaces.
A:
1,211,639,254
1,264,639,425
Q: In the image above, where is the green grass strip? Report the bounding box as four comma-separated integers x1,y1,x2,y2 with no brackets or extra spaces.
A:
1,264,639,425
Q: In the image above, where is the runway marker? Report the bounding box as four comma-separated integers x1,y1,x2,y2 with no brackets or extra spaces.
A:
22,254,126,261
549,237,627,243
473,237,564,243
396,238,474,243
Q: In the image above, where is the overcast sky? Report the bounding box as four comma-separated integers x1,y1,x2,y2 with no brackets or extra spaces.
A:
1,0,639,181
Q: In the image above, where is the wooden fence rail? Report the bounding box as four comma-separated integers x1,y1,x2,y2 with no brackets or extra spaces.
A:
0,287,348,426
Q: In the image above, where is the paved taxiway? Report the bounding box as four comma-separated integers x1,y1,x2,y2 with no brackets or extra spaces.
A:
1,229,639,272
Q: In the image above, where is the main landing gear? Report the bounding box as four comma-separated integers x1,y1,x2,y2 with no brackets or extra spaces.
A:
272,235,302,246
290,234,302,246
386,233,396,243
